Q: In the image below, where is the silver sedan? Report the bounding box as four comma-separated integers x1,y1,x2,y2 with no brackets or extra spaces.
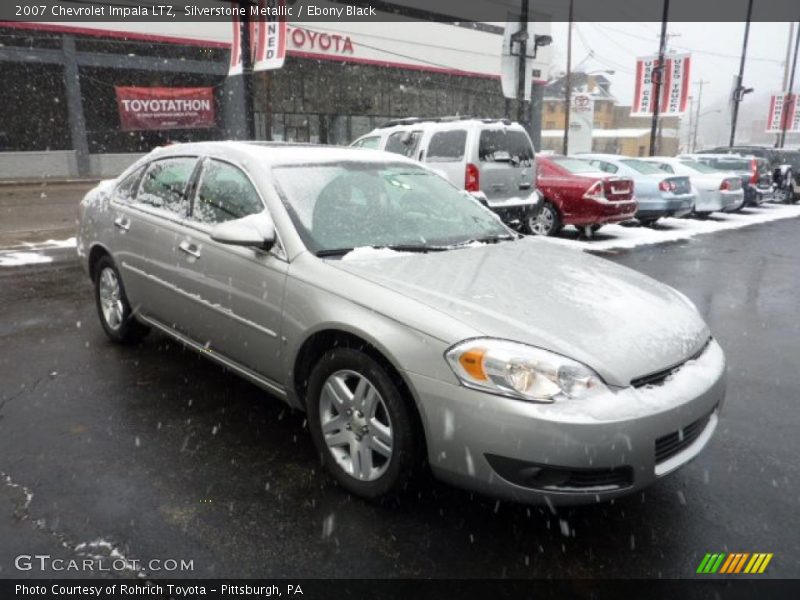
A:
77,142,725,505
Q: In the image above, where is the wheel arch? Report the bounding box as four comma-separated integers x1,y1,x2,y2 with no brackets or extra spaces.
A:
87,242,114,281
290,326,429,457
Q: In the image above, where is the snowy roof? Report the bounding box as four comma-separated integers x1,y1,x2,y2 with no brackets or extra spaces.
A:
149,141,414,165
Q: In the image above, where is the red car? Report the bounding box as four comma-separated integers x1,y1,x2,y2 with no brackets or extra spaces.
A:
532,155,638,236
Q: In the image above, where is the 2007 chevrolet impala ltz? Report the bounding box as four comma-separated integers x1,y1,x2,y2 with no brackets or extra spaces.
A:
77,142,725,505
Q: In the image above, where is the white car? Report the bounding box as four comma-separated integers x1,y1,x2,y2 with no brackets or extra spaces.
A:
351,117,540,231
640,157,744,216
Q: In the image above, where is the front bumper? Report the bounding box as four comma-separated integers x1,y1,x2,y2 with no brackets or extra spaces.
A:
409,339,725,506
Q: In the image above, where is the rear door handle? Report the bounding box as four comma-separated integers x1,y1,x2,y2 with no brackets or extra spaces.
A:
178,240,201,259
113,216,130,231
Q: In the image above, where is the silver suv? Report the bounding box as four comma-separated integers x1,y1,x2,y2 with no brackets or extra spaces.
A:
351,118,541,232
78,142,725,506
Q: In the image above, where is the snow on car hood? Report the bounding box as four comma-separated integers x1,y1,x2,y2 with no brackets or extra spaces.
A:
331,237,710,387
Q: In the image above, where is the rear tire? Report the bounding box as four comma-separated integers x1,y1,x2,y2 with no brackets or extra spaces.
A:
93,256,149,344
529,201,562,236
306,348,421,500
639,218,659,227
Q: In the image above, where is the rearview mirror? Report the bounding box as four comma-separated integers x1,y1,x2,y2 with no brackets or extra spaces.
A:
210,212,276,251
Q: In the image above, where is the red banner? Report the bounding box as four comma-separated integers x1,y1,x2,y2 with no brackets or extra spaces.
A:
632,54,691,117
115,87,215,131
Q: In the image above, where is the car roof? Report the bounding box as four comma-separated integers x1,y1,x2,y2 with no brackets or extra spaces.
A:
145,141,417,166
360,117,527,138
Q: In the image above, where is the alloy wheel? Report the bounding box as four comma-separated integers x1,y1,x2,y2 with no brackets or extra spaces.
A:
98,267,124,331
531,205,555,235
319,369,394,481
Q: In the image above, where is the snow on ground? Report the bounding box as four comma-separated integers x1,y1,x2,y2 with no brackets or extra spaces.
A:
541,203,800,252
0,237,75,266
0,251,53,267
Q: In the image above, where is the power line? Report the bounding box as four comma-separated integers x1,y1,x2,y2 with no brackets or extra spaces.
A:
595,23,783,64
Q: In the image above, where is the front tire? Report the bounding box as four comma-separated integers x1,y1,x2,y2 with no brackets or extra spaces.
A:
529,201,562,236
93,256,148,344
306,348,420,499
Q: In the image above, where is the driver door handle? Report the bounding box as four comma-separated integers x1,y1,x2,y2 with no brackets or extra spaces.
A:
178,240,202,259
113,216,130,231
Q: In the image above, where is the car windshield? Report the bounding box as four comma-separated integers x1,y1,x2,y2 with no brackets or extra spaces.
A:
550,157,599,174
620,159,664,175
272,162,511,256
680,160,719,174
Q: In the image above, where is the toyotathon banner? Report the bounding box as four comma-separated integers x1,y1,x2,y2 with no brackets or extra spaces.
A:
632,53,692,116
569,93,595,154
766,93,799,133
115,87,215,131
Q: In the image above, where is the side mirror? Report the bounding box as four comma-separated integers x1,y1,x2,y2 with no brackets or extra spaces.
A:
210,212,276,251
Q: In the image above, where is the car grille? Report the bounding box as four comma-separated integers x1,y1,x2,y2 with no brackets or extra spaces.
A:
630,338,712,389
654,411,713,465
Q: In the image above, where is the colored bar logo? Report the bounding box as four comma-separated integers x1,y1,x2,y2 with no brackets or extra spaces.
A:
696,553,773,574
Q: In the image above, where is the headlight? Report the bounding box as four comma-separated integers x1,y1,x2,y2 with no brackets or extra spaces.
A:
445,338,606,403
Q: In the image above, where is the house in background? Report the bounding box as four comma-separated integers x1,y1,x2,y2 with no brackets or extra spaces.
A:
539,72,682,156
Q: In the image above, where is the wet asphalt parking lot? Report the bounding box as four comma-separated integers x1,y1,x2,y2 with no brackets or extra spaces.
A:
1,199,799,579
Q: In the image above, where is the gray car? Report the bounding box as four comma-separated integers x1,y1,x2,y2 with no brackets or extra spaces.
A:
578,153,695,225
77,142,725,506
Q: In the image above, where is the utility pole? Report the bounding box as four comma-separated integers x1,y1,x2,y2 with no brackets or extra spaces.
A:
239,0,255,139
649,0,670,156
516,0,530,129
692,80,708,152
780,22,800,148
562,0,574,155
686,95,694,152
729,0,754,147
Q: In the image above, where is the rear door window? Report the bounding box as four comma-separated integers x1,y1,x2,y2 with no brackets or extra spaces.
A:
426,130,467,162
478,129,533,164
385,130,422,157
137,157,197,217
190,160,264,225
115,166,145,202
589,159,618,174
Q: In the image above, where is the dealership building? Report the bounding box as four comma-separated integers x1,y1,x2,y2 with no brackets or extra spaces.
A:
0,12,552,179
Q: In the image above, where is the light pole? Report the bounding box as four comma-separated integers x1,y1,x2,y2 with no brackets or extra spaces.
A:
729,0,755,147
691,80,709,152
562,0,574,155
650,0,670,156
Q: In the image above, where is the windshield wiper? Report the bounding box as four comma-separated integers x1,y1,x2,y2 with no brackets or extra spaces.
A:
315,244,446,258
315,248,354,257
455,234,518,246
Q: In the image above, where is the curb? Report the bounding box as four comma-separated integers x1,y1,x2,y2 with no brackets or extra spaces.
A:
0,178,103,187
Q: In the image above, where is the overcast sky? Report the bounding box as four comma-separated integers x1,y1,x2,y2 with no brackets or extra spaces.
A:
548,21,793,108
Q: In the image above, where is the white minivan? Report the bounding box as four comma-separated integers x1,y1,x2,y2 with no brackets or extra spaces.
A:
351,118,540,232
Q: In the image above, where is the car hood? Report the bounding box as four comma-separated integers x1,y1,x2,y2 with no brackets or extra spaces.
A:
330,238,710,387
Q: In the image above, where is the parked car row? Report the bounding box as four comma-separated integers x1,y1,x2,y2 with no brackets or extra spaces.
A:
529,154,746,236
352,118,798,240
697,145,800,204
